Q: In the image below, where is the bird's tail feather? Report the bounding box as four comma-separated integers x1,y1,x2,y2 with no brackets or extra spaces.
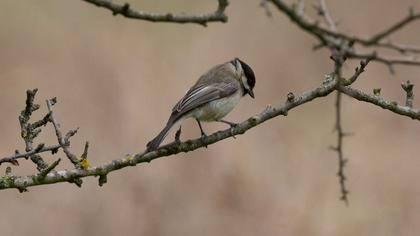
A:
146,122,174,152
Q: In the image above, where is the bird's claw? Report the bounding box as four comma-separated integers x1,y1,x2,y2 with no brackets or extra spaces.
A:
229,123,238,139
200,132,208,148
174,127,182,144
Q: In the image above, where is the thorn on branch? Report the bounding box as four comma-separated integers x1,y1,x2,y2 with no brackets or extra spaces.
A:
38,158,61,180
401,80,414,108
98,174,107,187
32,112,52,129
34,143,45,153
79,142,90,170
65,128,79,143
69,178,83,188
49,97,57,106
81,142,89,160
17,187,28,193
287,92,295,102
51,147,59,155
121,3,130,15
373,88,381,96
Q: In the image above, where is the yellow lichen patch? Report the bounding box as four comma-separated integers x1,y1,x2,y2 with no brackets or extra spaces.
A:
123,155,133,163
80,158,89,170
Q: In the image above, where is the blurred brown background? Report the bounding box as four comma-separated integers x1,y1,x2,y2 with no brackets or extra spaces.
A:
1,0,420,235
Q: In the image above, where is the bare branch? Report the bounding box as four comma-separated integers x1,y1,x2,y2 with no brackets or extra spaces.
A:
267,0,420,70
317,0,336,31
367,8,420,45
374,41,420,55
339,86,420,121
348,51,420,73
0,144,61,166
81,0,229,26
38,159,61,180
0,76,339,190
46,99,80,167
331,91,349,204
18,89,48,170
345,57,372,85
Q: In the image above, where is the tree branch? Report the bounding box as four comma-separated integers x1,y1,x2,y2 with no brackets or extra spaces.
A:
18,89,48,170
0,75,338,191
0,144,61,166
46,98,80,167
81,0,229,26
317,0,350,204
338,86,420,121
330,91,349,204
267,0,420,69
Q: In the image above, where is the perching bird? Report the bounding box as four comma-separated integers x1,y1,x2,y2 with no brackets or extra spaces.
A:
146,58,256,151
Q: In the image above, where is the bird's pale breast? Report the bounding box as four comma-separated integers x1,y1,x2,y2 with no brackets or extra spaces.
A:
191,91,241,122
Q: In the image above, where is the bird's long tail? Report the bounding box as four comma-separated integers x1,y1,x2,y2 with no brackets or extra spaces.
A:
146,115,181,152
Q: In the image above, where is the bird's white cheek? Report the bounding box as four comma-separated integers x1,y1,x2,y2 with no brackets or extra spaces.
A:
241,76,250,91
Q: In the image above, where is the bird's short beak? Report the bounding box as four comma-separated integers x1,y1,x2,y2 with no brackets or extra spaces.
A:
248,90,255,98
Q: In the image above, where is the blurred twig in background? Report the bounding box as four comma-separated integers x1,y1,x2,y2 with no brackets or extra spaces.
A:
81,0,229,26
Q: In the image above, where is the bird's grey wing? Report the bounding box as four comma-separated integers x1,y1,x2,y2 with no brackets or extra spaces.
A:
172,82,238,116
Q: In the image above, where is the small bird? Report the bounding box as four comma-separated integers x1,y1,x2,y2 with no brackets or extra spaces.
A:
146,58,256,151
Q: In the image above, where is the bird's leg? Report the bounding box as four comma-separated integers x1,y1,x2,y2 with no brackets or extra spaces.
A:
196,119,208,148
219,119,238,139
174,126,182,144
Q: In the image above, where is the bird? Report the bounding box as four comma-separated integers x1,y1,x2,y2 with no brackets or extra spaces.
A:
146,58,256,151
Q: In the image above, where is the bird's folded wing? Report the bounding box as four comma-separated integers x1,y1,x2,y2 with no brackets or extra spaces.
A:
172,82,238,115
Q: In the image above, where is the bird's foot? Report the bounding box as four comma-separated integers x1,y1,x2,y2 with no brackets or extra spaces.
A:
174,126,182,144
219,120,238,139
200,132,208,148
229,124,238,139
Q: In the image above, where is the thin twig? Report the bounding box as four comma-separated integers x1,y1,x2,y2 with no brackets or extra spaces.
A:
81,0,229,26
339,86,420,120
331,91,349,204
317,0,336,31
367,8,420,45
348,51,420,73
345,57,372,85
46,99,80,167
318,0,350,203
0,144,61,166
267,0,420,69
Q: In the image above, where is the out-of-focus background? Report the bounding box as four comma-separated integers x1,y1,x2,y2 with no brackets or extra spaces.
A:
1,0,420,235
